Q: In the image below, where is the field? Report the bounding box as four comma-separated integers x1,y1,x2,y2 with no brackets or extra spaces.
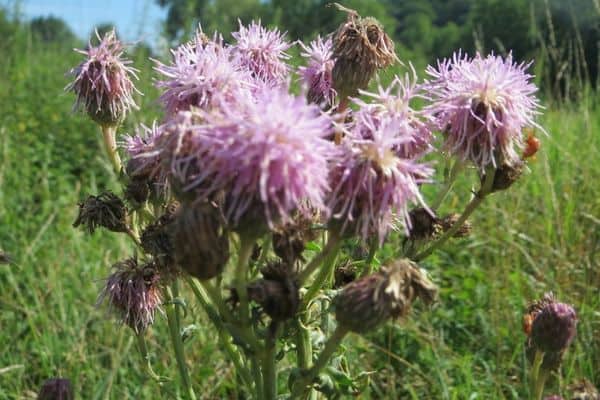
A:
0,16,599,400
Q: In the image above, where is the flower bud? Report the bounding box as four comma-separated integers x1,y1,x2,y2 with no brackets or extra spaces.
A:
482,161,524,193
73,192,128,234
171,202,229,280
531,301,577,353
247,262,299,322
407,207,441,241
37,378,73,400
331,5,397,100
334,259,437,333
124,177,150,207
98,258,161,333
141,204,178,272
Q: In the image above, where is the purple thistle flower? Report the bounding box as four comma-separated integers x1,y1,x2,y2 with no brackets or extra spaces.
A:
353,68,434,159
531,301,577,353
98,258,162,334
154,34,252,116
164,88,335,230
298,36,337,108
424,51,544,169
123,122,165,178
328,113,433,243
66,29,140,126
231,20,291,85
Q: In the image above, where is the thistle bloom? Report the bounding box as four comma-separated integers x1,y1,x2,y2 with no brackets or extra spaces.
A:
231,20,291,85
98,258,162,333
328,111,433,243
154,35,251,116
425,52,543,169
164,88,335,230
298,36,336,108
67,29,139,126
531,300,577,353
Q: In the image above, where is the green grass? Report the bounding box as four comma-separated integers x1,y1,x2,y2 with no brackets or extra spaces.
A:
0,27,598,400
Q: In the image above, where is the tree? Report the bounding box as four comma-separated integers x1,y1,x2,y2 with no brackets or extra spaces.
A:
29,16,76,44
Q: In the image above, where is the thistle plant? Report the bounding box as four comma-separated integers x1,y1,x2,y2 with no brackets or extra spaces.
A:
67,8,558,399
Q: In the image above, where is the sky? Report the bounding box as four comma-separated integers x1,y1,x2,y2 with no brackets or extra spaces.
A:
7,0,167,44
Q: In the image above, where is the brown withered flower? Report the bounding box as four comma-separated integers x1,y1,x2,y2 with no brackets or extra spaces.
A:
141,202,179,271
73,192,128,234
331,3,397,100
334,259,438,333
568,379,600,400
439,213,472,238
482,160,525,193
170,201,229,280
272,214,318,264
37,378,74,400
407,207,442,241
246,261,300,322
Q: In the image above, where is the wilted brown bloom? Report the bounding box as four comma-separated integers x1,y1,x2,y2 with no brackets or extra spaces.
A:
171,201,229,280
334,259,437,333
73,192,128,234
482,160,524,192
272,214,318,264
141,203,179,271
407,207,441,241
440,213,472,238
331,3,397,100
247,261,300,322
37,378,73,400
568,379,600,400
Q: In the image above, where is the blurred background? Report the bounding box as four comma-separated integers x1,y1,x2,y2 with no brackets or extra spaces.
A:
0,0,598,399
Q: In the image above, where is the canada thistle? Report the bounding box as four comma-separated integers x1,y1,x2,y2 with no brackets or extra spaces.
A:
73,192,128,234
67,29,139,127
334,259,437,333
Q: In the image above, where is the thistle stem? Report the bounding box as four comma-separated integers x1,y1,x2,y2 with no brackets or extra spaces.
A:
235,236,255,327
136,334,166,384
263,323,280,400
251,357,264,399
100,124,122,177
293,326,349,397
302,242,341,308
414,168,495,261
530,350,547,400
299,233,341,284
165,285,196,400
431,160,464,210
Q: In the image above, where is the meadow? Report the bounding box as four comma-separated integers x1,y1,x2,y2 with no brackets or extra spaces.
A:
0,13,599,400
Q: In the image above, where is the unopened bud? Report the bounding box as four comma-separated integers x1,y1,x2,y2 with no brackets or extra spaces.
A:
37,378,73,400
246,262,299,322
141,204,178,271
73,192,128,234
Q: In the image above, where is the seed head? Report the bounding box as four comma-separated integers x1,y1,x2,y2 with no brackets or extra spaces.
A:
37,378,73,400
66,29,139,126
73,192,128,234
334,259,437,333
98,258,162,333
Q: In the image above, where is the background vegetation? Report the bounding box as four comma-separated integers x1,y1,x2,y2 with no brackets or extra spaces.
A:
0,1,598,398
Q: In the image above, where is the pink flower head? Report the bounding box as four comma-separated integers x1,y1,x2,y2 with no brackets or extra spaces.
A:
232,20,291,85
298,36,337,108
425,51,544,169
123,122,167,180
353,68,434,159
165,88,335,229
154,35,251,116
67,29,139,126
329,113,433,244
98,258,162,333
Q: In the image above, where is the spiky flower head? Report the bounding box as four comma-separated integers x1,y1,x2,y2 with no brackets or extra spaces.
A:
98,258,162,333
232,20,291,85
334,259,437,333
425,52,544,169
328,111,433,243
73,192,128,234
163,88,335,231
67,29,139,126
154,33,251,116
331,4,397,100
38,378,73,400
298,36,337,108
531,300,577,353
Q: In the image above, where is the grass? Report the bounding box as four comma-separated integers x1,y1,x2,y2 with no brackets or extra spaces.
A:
0,24,598,400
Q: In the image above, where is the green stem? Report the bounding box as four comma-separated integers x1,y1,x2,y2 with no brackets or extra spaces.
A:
293,326,349,397
530,350,546,400
251,357,264,399
136,334,166,383
101,124,122,177
165,285,196,400
295,317,319,400
235,236,255,328
302,242,341,308
263,323,280,400
414,169,495,261
299,233,341,284
430,160,464,210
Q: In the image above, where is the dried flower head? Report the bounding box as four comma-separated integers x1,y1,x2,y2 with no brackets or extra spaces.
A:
298,36,337,108
272,213,319,264
568,379,600,400
67,29,139,126
246,261,300,322
531,300,577,353
73,192,128,234
141,204,179,272
331,4,397,100
439,213,472,238
407,207,441,241
154,33,251,116
334,259,437,333
98,258,162,333
328,112,433,243
425,52,544,169
481,160,525,192
164,88,335,231
37,378,74,400
231,20,291,85
170,201,229,280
